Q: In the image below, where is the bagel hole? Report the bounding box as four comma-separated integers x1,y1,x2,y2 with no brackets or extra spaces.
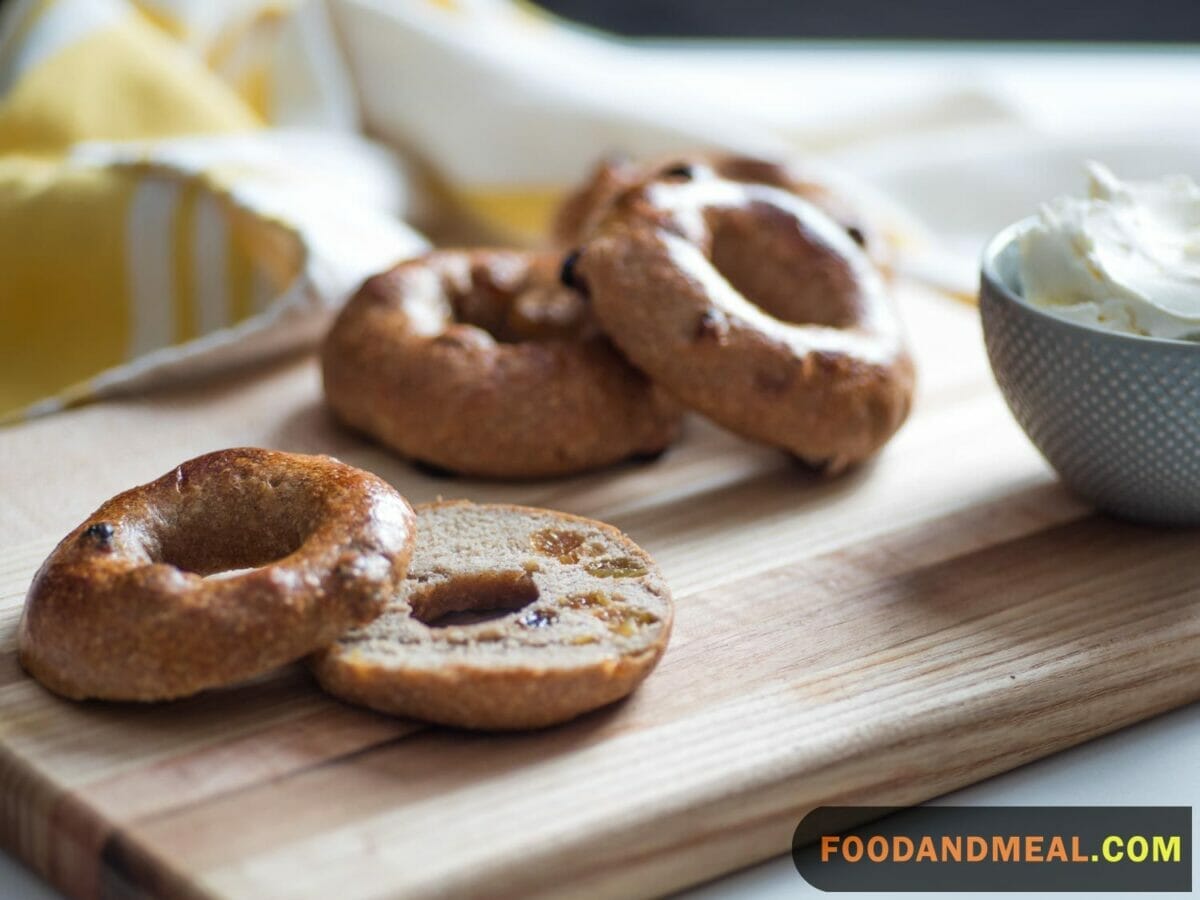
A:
154,482,316,576
453,265,591,343
160,529,309,577
708,208,863,329
413,571,540,628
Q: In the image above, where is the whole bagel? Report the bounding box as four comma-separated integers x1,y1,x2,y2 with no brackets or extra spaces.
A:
19,448,417,701
571,173,916,472
322,250,681,480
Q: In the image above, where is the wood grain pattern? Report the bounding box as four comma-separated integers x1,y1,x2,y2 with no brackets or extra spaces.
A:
1,285,1198,899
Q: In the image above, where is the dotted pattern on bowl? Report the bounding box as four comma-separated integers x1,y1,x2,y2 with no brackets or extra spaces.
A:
982,290,1200,525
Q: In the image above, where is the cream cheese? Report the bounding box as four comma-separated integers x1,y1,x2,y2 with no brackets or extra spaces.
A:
1018,162,1200,341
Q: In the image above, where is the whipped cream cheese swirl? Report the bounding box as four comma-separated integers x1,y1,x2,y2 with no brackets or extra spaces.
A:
1018,163,1200,341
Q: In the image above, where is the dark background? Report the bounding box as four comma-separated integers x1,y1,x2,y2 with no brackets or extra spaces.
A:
536,0,1200,42
2,0,1195,42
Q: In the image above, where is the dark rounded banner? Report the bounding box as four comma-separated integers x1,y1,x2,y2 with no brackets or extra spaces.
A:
793,806,1191,893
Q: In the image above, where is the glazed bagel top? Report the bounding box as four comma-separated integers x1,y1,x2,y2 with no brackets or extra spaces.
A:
321,249,680,479
552,152,887,263
572,173,915,470
19,448,417,701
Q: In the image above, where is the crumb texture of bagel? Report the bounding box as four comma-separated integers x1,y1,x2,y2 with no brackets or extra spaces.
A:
321,250,680,480
18,448,416,702
311,501,674,730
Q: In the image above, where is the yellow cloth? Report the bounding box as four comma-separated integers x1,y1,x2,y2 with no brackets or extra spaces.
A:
0,9,260,156
0,0,422,420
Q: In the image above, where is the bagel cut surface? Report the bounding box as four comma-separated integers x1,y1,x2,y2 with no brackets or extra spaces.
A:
310,501,674,730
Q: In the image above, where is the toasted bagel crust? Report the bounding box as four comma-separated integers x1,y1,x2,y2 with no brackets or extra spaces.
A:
575,175,915,472
19,448,417,701
552,152,891,268
322,250,681,480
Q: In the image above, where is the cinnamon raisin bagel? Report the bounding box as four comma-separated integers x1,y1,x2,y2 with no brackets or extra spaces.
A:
570,173,915,473
310,501,673,730
19,448,417,701
322,250,681,480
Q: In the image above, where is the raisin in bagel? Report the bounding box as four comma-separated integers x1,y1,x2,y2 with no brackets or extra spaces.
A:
19,448,417,701
310,501,673,730
552,152,891,267
570,173,915,473
322,250,681,480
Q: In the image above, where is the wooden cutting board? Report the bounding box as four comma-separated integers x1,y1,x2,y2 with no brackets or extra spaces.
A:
2,284,1198,900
